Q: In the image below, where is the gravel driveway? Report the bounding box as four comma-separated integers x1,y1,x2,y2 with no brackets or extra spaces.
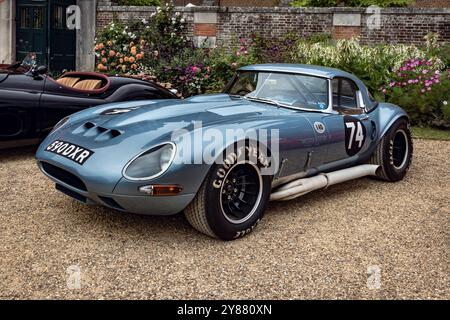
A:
0,139,449,299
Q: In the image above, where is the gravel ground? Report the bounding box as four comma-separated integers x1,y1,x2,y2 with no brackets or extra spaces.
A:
0,139,449,300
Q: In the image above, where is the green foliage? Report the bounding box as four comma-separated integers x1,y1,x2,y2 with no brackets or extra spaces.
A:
96,9,449,128
117,0,161,6
291,0,413,7
291,38,426,94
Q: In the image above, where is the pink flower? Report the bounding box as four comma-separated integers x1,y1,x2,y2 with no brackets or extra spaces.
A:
192,66,200,73
422,69,429,74
236,51,241,57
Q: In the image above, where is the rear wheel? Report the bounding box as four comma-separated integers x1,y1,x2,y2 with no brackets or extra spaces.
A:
185,144,272,240
370,118,413,181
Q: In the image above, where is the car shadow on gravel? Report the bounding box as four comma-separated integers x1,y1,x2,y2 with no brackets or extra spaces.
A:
0,146,37,163
62,177,381,242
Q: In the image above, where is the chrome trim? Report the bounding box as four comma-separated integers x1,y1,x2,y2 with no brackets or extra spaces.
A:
122,142,177,182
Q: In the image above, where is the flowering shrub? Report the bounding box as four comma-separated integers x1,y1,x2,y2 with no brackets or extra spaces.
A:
94,9,450,128
95,21,148,74
384,58,450,127
292,38,426,95
208,37,260,89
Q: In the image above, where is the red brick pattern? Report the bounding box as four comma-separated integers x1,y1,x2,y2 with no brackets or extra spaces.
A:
194,23,217,36
411,0,450,7
96,7,450,46
332,26,362,40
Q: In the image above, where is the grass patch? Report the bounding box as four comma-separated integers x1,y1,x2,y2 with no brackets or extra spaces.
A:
412,126,450,141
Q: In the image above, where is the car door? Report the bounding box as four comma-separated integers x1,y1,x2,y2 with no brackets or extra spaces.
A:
320,77,375,165
0,72,44,143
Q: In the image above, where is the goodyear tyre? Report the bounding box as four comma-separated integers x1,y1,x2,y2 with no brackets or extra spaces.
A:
185,142,272,240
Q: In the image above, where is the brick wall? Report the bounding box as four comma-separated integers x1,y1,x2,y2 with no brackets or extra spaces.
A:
96,6,450,46
411,0,450,7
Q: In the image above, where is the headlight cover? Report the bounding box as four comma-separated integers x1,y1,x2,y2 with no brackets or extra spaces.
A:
123,143,176,181
51,116,70,134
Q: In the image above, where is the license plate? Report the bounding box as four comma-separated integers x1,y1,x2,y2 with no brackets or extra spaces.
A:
45,140,94,165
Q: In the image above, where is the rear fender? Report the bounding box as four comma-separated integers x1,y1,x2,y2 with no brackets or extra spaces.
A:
372,103,409,141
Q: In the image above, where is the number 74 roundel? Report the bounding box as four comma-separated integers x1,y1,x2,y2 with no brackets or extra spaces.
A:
344,116,367,156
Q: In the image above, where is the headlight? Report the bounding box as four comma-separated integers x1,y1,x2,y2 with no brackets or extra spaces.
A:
123,143,176,181
51,116,70,134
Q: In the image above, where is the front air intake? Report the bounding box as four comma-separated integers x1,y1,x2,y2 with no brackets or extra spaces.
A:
40,162,87,191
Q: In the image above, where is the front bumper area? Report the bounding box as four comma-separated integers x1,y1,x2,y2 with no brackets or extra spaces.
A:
38,161,195,215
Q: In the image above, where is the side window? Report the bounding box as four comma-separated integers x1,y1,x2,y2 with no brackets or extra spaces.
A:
332,78,361,115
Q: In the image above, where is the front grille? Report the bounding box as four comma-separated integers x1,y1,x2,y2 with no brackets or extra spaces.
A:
56,184,87,203
41,162,87,191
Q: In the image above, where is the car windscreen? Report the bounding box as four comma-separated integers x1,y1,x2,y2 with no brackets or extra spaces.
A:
227,71,329,111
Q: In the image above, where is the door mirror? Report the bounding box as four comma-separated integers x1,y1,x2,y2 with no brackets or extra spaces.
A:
32,65,48,76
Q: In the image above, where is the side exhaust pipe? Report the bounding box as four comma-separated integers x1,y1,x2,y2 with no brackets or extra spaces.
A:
270,164,379,201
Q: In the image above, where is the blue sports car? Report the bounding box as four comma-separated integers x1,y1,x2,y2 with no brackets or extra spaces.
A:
36,64,413,240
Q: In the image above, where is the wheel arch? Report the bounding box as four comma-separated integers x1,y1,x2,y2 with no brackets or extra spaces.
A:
375,103,410,142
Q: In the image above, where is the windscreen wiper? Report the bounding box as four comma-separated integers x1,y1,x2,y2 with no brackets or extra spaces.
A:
245,96,284,108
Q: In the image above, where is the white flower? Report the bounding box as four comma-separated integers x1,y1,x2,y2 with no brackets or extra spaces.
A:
443,101,448,105
146,26,150,29
170,32,176,37
142,18,147,24
180,18,185,23
175,12,181,16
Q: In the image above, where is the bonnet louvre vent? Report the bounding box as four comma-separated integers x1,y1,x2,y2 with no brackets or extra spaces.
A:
73,122,122,140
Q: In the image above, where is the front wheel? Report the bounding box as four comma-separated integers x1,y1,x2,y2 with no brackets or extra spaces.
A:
370,118,413,181
184,145,272,240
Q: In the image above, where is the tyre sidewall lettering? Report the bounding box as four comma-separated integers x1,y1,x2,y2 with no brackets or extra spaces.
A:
206,144,271,240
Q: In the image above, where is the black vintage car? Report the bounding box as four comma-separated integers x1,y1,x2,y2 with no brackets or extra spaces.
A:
0,54,177,149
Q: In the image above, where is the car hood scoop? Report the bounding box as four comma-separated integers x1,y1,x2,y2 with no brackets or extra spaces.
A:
72,121,123,142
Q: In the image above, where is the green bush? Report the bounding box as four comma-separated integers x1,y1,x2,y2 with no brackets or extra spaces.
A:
291,0,413,7
117,0,161,6
95,9,449,128
291,38,427,95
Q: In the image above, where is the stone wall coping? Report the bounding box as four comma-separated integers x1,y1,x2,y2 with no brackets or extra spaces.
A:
97,6,450,15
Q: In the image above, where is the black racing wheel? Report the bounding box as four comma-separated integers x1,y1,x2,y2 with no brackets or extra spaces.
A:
370,118,413,181
184,142,272,240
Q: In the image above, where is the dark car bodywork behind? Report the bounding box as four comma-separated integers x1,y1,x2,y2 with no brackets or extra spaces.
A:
0,65,177,149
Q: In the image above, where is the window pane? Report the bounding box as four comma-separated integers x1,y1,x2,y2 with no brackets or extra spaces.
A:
340,79,357,108
32,8,44,29
341,80,355,98
20,8,28,28
228,71,329,111
52,6,64,29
